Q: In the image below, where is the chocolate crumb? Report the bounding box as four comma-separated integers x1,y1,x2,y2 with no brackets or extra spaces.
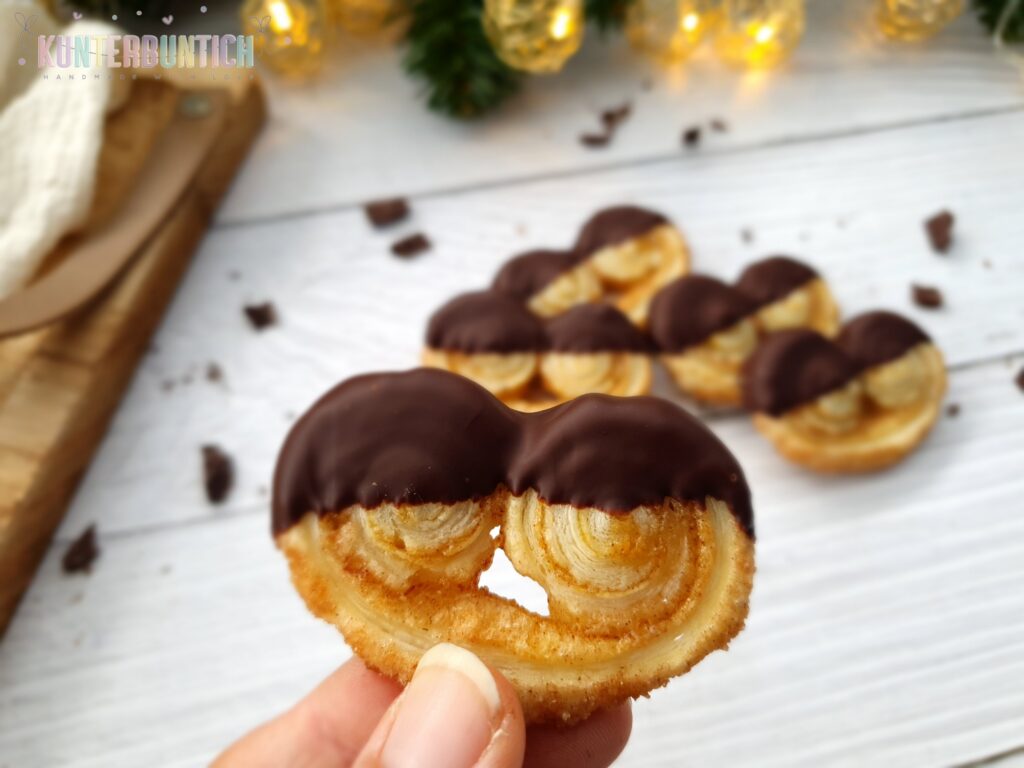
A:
391,233,431,258
160,379,176,392
364,198,410,228
925,210,954,254
710,118,729,132
682,126,701,148
580,132,611,148
205,363,223,383
601,102,632,131
740,227,755,244
244,302,278,331
911,284,943,309
160,564,173,575
1016,366,1024,394
946,403,960,418
983,259,992,270
202,445,234,504
62,525,99,574
228,270,241,282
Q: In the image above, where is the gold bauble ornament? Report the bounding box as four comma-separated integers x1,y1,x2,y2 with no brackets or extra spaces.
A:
876,0,964,41
626,0,722,63
714,0,805,68
483,0,585,74
241,0,327,78
326,0,407,39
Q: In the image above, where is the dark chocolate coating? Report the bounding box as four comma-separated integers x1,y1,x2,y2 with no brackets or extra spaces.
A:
545,304,654,353
492,249,587,301
648,275,757,352
273,368,754,537
426,291,548,353
741,329,859,416
574,206,670,258
736,256,819,308
838,311,930,370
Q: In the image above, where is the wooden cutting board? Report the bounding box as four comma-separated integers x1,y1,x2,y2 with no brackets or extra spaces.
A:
0,76,266,636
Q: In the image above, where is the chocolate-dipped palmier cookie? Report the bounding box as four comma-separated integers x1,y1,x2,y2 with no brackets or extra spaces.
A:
742,311,946,472
649,257,839,405
493,206,691,325
273,368,755,723
424,292,654,410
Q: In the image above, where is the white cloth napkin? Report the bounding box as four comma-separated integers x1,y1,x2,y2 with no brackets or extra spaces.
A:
0,2,126,298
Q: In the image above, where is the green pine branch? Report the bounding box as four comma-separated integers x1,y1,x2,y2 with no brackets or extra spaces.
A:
972,0,1024,43
402,0,521,119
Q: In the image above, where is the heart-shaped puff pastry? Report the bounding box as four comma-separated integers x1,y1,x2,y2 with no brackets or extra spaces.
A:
273,368,755,723
423,291,654,410
492,206,690,324
649,257,840,406
742,311,946,472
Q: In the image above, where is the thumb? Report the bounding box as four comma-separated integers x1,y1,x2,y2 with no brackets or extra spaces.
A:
354,643,526,768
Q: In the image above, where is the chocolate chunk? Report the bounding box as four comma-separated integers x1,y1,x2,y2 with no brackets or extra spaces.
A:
364,198,410,228
493,249,585,301
244,302,278,331
736,256,818,309
206,363,223,383
924,210,954,254
682,126,701,148
62,525,99,574
391,233,431,258
601,102,632,131
648,275,757,352
838,311,930,370
272,368,754,537
580,132,611,148
742,329,859,416
575,206,669,258
946,403,960,418
202,445,234,504
710,118,729,132
1016,366,1024,394
911,284,943,309
427,290,548,353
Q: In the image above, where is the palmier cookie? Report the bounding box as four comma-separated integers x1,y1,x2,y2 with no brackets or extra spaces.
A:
742,311,946,472
649,258,839,406
423,291,654,409
273,368,755,724
493,206,690,324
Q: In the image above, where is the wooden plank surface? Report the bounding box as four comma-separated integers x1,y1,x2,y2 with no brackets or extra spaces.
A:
0,80,266,636
2,4,1023,766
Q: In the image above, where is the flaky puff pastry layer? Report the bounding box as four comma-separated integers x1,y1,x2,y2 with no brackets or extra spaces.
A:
278,493,754,724
586,225,691,325
753,279,839,337
661,318,758,406
423,349,653,411
753,343,946,472
421,348,538,399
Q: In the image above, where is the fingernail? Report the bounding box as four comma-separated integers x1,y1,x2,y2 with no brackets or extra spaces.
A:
379,643,502,768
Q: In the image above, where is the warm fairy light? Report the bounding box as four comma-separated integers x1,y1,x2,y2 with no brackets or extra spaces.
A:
715,0,804,69
876,0,964,41
550,8,573,40
268,0,295,32
626,0,720,63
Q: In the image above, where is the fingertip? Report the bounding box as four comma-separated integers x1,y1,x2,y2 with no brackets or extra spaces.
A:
524,702,633,768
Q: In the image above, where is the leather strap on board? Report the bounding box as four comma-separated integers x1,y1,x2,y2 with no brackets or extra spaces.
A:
0,90,228,340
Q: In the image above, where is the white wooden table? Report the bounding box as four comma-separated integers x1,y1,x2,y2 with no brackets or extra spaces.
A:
2,3,1024,766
